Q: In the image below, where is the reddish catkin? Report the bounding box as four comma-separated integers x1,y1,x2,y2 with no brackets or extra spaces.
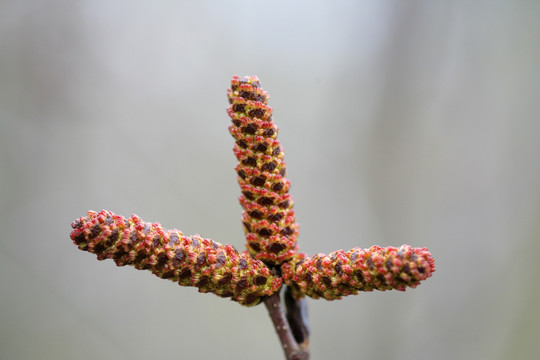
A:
70,210,283,306
227,75,299,265
281,245,435,300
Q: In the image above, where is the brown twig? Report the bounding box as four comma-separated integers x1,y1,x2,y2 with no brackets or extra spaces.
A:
284,286,310,350
264,290,310,360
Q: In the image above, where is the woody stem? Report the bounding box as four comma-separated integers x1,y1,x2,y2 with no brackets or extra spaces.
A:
264,290,309,360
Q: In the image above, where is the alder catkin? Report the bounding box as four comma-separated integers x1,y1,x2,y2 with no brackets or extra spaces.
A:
70,210,282,306
281,245,435,300
227,75,299,265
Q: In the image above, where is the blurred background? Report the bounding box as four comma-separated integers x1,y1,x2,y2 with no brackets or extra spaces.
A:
1,1,539,359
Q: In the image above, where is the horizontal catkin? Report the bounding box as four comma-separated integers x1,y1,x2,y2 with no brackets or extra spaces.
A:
70,210,282,306
281,245,435,300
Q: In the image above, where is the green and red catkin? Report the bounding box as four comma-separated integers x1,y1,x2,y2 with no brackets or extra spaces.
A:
281,245,435,300
70,210,282,306
227,75,298,265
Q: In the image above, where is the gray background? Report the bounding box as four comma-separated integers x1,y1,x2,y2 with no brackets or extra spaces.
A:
1,1,539,359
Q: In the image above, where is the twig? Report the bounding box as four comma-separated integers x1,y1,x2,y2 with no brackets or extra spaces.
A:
264,290,310,360
284,286,310,350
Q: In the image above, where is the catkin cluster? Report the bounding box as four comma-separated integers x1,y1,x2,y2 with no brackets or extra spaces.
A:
70,76,435,307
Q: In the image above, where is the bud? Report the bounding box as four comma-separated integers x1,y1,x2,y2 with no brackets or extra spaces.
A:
227,75,299,265
281,245,435,300
70,210,283,306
